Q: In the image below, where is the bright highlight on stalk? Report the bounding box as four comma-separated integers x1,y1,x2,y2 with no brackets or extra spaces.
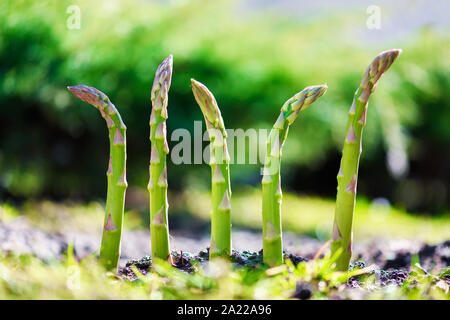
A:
262,85,328,267
149,55,173,263
330,49,402,271
67,85,127,272
191,79,232,258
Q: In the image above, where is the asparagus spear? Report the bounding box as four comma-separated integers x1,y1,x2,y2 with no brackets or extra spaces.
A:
68,85,127,271
149,55,173,263
262,85,328,267
191,79,232,258
331,49,402,271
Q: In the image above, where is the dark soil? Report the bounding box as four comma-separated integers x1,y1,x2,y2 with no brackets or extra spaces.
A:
347,261,411,288
121,248,308,280
292,282,313,300
120,241,450,293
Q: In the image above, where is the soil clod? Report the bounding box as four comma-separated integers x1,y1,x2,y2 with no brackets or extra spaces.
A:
292,282,312,300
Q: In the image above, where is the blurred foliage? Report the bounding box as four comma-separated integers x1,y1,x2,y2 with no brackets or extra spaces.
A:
0,199,143,233
3,191,448,243
179,189,450,243
0,0,449,213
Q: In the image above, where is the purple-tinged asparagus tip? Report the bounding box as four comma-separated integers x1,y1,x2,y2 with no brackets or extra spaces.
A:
361,49,402,89
299,84,328,110
151,55,174,101
282,84,327,124
307,84,328,99
67,85,109,109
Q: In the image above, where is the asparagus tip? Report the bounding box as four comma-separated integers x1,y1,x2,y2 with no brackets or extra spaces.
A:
190,79,219,125
67,85,109,109
159,54,173,71
190,78,202,88
151,55,174,101
363,48,402,89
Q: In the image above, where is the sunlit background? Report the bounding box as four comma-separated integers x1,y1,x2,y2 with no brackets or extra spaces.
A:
0,0,449,244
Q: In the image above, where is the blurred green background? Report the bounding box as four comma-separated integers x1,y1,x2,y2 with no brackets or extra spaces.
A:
1,0,449,224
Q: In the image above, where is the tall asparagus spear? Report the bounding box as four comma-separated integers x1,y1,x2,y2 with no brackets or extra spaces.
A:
149,55,173,263
68,85,127,271
191,79,232,258
262,85,327,267
331,49,402,271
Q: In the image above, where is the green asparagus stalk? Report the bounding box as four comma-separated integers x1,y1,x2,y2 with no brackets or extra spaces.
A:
67,85,127,272
330,49,402,271
191,79,232,258
262,85,328,267
149,55,173,263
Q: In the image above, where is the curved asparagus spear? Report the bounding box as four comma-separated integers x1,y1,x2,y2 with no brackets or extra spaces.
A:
149,55,173,263
262,85,328,267
68,85,127,271
331,49,402,271
191,79,232,258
